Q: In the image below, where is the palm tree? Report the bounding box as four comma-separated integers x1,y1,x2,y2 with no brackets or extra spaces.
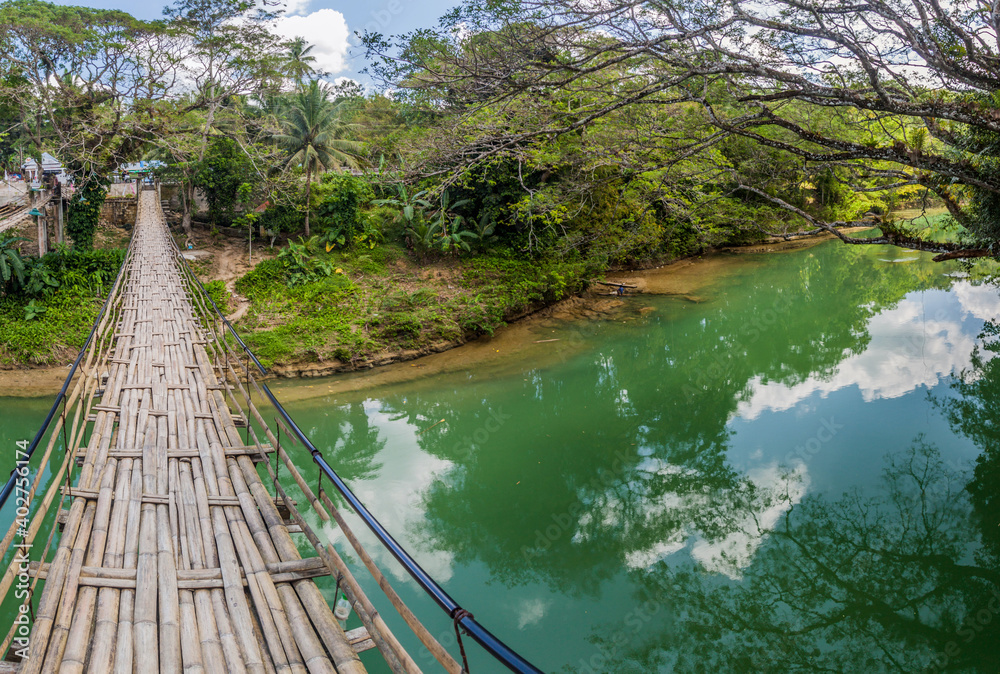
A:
272,80,362,236
282,37,321,89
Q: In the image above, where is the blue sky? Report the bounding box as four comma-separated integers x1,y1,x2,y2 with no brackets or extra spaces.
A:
49,0,458,85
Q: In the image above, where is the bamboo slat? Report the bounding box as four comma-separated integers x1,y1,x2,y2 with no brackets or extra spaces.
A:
3,192,458,674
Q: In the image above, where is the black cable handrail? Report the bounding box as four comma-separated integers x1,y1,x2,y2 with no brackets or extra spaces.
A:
179,255,543,674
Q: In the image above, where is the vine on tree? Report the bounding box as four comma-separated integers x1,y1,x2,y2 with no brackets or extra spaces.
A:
66,178,109,251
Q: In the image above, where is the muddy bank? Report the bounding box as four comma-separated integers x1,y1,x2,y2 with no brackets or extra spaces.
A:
1,230,843,396
0,365,72,397
0,296,627,398
267,295,629,402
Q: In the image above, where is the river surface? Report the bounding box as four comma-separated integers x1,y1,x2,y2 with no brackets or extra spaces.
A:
2,237,1000,672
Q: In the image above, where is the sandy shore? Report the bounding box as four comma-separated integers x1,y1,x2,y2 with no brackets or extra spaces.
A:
0,365,73,398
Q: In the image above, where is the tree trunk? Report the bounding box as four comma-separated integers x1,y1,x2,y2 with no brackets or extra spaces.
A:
181,180,193,236
304,163,311,238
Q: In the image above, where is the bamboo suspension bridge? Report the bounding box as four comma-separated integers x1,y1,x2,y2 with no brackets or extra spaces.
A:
0,191,540,673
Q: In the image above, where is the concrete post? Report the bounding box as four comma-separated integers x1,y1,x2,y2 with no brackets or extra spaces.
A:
56,198,64,244
36,212,47,256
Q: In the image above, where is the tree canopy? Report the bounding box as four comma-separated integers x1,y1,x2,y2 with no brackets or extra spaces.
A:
9,0,1000,263
364,0,1000,259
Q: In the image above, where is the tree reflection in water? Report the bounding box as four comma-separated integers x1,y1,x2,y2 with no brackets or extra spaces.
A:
296,242,993,671
607,440,994,672
595,321,1000,673
327,401,386,482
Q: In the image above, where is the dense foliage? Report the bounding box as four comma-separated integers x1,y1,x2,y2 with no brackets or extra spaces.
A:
0,245,124,364
6,0,1000,368
65,178,108,250
362,0,1000,261
192,137,252,226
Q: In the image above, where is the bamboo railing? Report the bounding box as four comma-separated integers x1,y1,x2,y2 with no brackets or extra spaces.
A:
0,190,541,673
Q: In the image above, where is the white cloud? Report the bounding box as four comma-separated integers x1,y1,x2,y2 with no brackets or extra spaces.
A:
516,598,550,630
735,284,997,420
689,462,809,578
607,460,808,578
954,282,1000,321
273,8,351,76
280,0,312,16
349,403,457,584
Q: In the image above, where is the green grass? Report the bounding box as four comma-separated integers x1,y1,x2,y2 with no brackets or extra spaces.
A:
203,279,231,314
232,246,596,368
0,296,104,365
455,252,595,333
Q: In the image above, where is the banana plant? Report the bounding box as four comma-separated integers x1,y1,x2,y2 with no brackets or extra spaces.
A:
428,190,473,237
0,233,27,294
372,184,433,231
474,212,496,242
440,229,479,253
404,220,443,260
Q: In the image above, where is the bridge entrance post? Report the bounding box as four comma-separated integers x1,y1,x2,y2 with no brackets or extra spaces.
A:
36,207,47,256
56,197,64,245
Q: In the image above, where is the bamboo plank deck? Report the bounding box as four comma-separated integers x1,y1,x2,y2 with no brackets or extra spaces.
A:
18,192,368,673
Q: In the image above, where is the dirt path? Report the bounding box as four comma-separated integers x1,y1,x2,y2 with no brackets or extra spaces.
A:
193,241,256,322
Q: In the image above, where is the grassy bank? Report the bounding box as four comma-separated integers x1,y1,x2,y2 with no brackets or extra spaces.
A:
0,222,597,372
0,246,125,366
228,243,595,370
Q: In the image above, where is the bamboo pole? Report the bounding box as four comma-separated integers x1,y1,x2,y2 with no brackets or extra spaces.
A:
2,190,492,674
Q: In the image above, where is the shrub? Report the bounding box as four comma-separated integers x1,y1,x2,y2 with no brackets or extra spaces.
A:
192,137,252,226
235,258,288,299
257,203,303,234
202,279,230,313
66,179,108,251
314,174,377,249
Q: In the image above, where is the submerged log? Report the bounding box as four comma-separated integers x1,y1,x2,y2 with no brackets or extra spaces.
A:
591,280,638,288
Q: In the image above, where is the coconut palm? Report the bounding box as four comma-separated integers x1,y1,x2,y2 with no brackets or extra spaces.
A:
272,80,362,236
282,37,321,89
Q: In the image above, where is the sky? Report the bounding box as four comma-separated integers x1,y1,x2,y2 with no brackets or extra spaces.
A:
48,0,459,86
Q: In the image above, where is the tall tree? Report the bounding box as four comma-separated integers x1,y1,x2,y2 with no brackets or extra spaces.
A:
164,0,283,235
272,80,363,236
365,0,1000,261
0,1,177,179
281,37,322,89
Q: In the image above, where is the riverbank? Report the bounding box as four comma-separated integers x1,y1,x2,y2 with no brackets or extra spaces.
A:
0,294,631,397
0,224,892,396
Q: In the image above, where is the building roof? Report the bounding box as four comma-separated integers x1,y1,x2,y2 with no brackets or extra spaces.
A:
122,160,166,174
22,153,66,173
41,153,63,172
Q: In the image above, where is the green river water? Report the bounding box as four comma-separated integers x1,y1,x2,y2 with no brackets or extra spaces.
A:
2,237,1000,672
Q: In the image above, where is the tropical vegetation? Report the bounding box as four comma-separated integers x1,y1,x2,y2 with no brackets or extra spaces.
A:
2,0,1000,367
